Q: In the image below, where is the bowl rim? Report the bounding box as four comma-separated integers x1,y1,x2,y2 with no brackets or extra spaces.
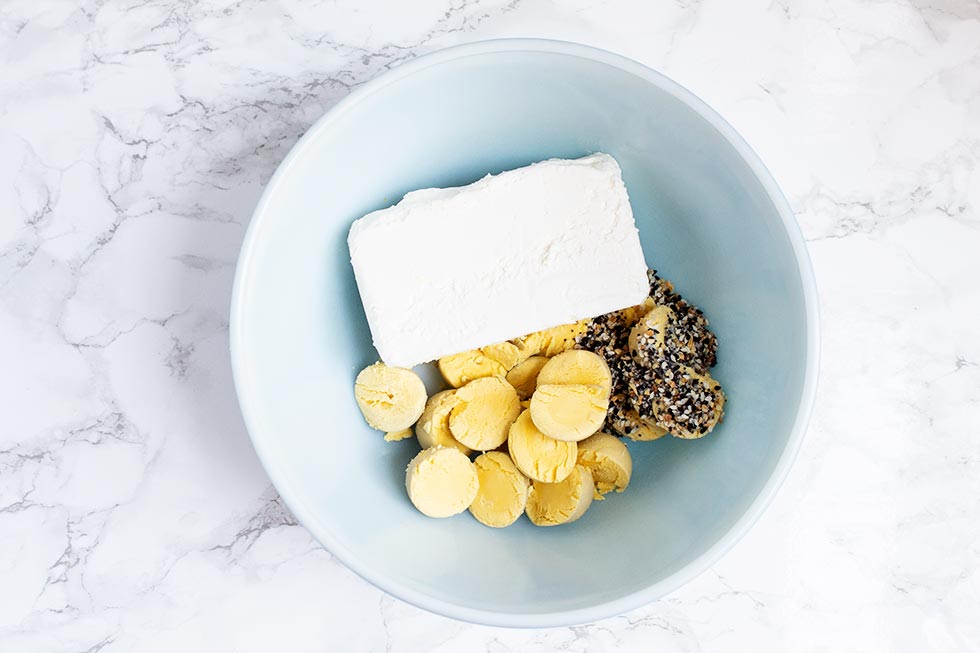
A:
230,38,820,628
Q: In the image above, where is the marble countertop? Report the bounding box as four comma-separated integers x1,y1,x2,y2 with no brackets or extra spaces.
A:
2,0,978,650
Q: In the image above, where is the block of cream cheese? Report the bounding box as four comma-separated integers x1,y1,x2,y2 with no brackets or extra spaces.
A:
347,153,648,368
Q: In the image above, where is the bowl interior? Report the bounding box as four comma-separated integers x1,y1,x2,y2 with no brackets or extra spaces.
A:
233,45,811,622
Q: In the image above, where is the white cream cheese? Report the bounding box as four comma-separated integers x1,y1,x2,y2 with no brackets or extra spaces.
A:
347,153,649,368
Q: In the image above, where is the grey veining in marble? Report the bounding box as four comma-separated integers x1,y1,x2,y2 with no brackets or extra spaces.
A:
1,0,978,651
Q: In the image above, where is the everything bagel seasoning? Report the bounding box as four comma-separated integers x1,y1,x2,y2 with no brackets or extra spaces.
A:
577,269,725,440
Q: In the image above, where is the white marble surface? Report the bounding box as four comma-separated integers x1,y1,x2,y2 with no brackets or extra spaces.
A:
1,0,978,650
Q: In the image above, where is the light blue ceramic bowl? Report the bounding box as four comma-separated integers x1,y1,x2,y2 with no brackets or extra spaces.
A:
230,39,818,627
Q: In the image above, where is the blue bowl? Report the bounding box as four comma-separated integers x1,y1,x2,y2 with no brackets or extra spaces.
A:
231,39,819,627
